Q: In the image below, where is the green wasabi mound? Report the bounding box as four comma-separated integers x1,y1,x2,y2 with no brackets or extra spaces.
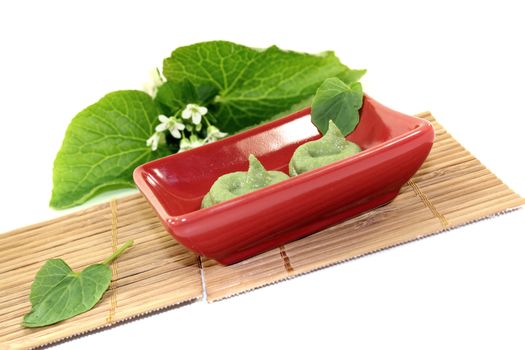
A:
202,154,289,208
289,120,361,176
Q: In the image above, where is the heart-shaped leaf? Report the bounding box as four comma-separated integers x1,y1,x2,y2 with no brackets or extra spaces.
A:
311,78,363,135
22,240,133,328
23,264,112,327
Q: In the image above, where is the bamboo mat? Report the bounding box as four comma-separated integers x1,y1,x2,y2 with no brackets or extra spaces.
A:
1,112,524,349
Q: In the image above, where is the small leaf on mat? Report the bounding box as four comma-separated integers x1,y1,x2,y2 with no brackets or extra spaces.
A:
22,240,133,328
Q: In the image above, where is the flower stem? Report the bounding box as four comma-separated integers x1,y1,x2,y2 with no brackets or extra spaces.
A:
102,240,134,265
203,115,212,127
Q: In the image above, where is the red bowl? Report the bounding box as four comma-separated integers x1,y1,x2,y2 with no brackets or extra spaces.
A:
133,96,434,265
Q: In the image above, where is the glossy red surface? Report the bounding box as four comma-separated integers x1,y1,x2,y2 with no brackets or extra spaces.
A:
133,96,434,265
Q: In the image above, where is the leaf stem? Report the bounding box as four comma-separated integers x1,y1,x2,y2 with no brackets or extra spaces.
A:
102,240,134,265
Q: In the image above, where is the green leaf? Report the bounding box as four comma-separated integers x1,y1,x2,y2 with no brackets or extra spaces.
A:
23,264,111,327
311,78,364,135
50,90,170,209
155,80,218,115
163,41,365,132
29,259,72,306
155,80,195,113
23,240,133,328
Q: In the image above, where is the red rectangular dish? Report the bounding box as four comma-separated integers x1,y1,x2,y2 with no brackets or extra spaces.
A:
133,96,434,265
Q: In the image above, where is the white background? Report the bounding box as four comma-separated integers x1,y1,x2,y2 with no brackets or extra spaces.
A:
1,1,524,349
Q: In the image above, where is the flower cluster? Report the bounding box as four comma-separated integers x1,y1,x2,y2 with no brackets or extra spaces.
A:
147,103,227,152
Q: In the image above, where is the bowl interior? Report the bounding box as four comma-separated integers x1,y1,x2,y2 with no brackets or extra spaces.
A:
135,96,421,216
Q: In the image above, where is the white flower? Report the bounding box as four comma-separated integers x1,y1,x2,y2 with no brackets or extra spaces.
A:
204,125,228,143
155,115,185,139
143,67,165,97
146,132,161,151
182,104,208,125
179,135,205,152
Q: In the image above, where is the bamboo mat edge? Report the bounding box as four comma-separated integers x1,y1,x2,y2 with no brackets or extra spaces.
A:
25,297,200,350
203,207,523,303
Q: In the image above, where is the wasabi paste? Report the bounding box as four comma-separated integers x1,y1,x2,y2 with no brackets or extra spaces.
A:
289,120,361,176
202,155,289,208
